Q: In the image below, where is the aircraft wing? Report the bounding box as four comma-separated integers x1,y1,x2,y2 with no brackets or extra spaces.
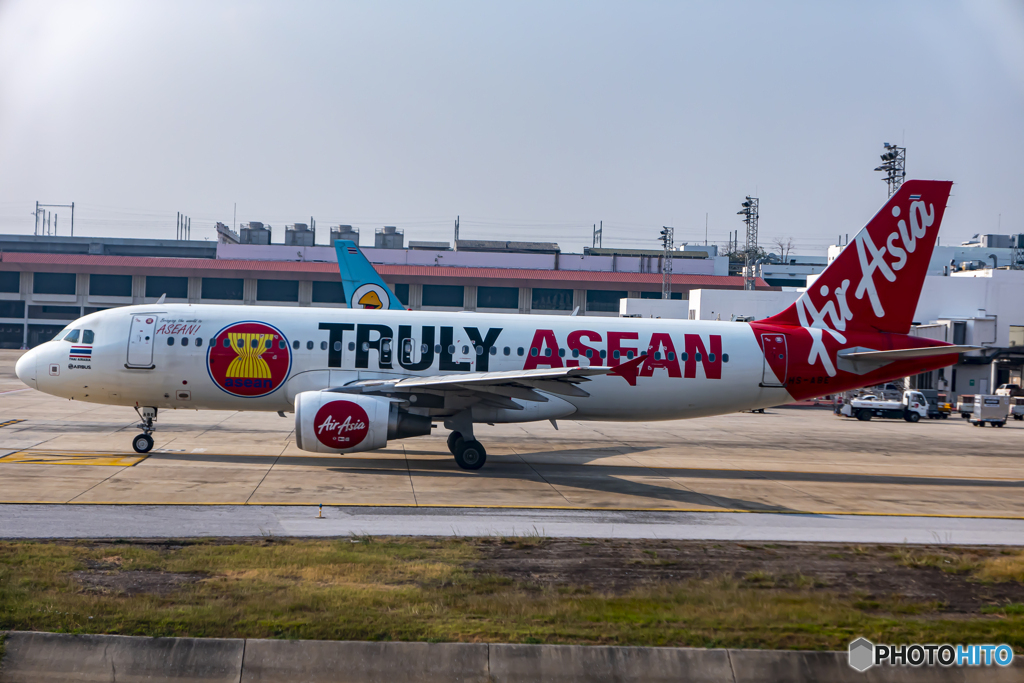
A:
329,355,648,404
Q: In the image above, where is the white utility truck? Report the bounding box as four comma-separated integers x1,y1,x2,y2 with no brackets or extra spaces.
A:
970,394,1009,427
838,391,929,423
1010,397,1024,422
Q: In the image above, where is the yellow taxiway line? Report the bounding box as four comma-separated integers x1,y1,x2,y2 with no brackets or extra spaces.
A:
0,450,149,467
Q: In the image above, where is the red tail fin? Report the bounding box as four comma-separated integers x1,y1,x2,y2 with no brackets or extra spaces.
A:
763,180,953,335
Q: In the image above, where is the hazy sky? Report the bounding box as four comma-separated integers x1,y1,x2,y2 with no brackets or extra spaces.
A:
1,1,1022,254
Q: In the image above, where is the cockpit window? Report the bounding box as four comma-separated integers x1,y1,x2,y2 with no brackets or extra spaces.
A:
64,329,80,343
82,330,95,344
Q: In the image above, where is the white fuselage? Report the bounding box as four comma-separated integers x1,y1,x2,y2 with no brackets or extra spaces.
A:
17,304,793,422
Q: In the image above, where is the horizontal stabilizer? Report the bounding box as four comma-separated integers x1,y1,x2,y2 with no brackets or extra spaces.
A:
838,345,979,362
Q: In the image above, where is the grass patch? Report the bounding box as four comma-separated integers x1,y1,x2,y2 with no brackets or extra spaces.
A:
0,539,1022,650
977,551,1024,583
892,547,983,575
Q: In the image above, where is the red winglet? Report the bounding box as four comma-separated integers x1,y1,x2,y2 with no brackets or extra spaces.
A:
609,354,646,387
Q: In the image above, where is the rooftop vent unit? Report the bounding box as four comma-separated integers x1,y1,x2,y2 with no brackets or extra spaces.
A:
240,222,271,245
285,223,315,247
330,225,360,245
375,226,404,249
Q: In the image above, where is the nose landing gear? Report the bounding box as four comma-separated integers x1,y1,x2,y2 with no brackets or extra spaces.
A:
132,406,157,454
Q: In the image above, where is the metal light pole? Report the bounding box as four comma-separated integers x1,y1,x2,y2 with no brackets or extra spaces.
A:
874,143,906,197
737,197,759,290
659,226,674,299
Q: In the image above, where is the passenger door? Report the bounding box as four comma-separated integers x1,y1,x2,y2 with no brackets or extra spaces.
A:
760,333,788,387
126,315,158,368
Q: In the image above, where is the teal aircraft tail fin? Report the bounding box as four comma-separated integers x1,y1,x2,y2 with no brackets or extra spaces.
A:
334,240,405,311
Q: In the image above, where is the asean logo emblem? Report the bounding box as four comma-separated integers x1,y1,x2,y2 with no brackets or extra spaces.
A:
314,400,370,448
207,321,291,397
351,283,390,310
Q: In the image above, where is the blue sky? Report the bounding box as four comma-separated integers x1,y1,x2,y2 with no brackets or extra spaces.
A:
1,1,1021,254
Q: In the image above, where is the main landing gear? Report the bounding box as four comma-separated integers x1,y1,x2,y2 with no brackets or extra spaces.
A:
447,431,487,470
132,406,157,454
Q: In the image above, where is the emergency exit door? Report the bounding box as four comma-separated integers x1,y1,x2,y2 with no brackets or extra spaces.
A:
126,315,158,368
760,333,788,387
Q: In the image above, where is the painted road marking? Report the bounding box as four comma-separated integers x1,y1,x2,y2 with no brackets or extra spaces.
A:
0,419,25,428
0,450,149,467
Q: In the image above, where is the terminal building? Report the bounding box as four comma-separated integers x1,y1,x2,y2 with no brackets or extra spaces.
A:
0,228,764,348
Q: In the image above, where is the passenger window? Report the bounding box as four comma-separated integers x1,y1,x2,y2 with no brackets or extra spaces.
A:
462,345,469,355
668,352,675,361
195,338,203,348
167,337,175,346
181,337,189,347
654,352,661,360
695,353,702,361
530,348,538,357
292,340,300,350
722,353,729,362
709,353,716,362
421,344,428,354
518,347,524,356
435,345,442,353
489,347,496,355
680,352,688,361
307,341,314,350
265,339,272,349
349,342,356,351
82,330,94,344
475,346,483,356
336,341,343,352
612,350,620,359
544,348,552,357
558,348,565,357
627,351,634,359
504,347,511,356
572,349,579,358
448,345,455,354
279,340,286,349
600,350,607,359
382,340,391,354
362,342,369,352
223,338,230,348
585,349,593,358
320,341,327,350
65,329,80,343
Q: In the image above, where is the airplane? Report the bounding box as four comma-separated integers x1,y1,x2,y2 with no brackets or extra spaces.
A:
15,180,973,470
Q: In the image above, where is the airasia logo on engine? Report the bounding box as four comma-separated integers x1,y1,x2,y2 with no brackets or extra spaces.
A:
314,401,369,448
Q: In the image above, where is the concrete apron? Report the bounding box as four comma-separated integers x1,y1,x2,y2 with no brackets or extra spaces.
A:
1,631,1020,683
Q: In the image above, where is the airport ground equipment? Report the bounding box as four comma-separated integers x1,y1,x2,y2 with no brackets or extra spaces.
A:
957,395,975,419
919,389,949,419
838,391,929,422
996,383,1023,397
1009,397,1024,421
970,394,1009,427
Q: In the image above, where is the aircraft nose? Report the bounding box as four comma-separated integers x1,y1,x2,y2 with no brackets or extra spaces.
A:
15,347,38,389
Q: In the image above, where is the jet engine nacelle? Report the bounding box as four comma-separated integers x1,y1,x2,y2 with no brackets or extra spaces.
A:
294,391,432,454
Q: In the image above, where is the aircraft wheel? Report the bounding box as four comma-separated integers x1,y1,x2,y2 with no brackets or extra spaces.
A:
906,412,920,423
856,410,871,421
447,431,463,455
997,422,1005,428
454,439,487,470
132,433,154,454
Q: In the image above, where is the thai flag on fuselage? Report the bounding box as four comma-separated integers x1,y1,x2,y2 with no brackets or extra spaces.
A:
70,346,92,360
